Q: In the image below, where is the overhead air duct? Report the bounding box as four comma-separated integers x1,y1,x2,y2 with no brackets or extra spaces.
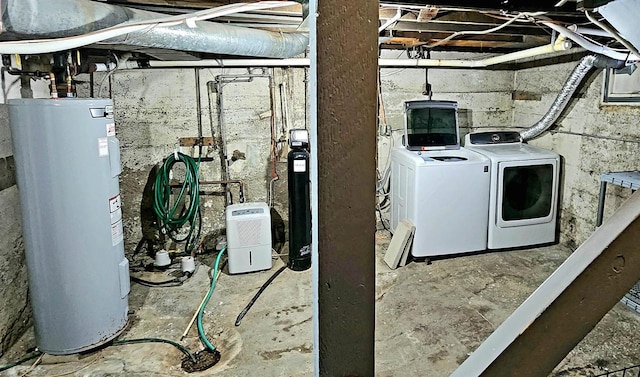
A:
0,0,309,58
520,54,624,141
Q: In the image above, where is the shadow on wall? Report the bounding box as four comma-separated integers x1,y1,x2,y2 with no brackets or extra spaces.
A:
459,108,473,142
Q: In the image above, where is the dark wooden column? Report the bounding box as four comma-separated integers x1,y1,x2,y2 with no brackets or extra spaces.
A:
316,0,378,376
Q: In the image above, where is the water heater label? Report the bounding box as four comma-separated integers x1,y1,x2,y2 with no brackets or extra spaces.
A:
293,160,306,172
98,137,109,157
106,123,116,137
110,208,122,225
111,219,124,246
109,195,122,213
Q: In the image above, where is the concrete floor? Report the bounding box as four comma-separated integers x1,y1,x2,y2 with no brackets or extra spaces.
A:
2,231,640,376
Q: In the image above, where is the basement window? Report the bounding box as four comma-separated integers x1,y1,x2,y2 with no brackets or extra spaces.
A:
602,65,640,104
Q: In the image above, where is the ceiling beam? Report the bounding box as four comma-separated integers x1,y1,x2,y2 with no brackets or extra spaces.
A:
386,20,550,36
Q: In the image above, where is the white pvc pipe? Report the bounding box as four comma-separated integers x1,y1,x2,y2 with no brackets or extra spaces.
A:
148,58,311,68
568,25,612,38
379,8,402,33
381,37,571,68
0,1,299,55
542,21,640,62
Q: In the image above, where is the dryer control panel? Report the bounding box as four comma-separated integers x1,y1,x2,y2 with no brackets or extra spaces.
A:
467,131,522,145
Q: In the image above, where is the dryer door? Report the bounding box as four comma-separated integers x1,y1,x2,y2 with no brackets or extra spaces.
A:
496,158,558,228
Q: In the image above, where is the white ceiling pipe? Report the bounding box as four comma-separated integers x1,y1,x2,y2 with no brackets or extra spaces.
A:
379,8,403,33
542,21,639,62
147,58,311,68
379,37,571,68
568,25,612,38
135,38,571,70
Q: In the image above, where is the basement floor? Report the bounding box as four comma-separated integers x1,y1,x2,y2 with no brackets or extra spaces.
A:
2,231,640,376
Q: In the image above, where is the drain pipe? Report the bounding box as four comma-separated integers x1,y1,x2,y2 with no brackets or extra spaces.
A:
520,54,625,141
542,21,639,63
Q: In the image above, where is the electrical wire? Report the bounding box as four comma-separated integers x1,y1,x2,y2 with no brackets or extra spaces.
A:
0,338,197,374
0,351,43,373
153,151,202,254
130,275,185,287
97,53,119,98
235,265,287,326
112,337,196,363
584,10,640,58
427,12,526,48
197,247,226,351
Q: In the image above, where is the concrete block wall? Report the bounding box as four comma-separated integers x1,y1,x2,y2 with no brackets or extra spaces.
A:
0,73,49,356
377,52,514,192
511,61,640,249
107,67,306,253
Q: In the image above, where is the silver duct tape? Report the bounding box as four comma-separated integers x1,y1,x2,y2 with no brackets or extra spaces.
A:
520,55,597,141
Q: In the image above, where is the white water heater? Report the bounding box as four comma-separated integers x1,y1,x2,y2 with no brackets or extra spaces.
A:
226,202,272,274
9,98,129,354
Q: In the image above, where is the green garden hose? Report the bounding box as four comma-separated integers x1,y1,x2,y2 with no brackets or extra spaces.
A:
153,152,202,254
197,247,226,351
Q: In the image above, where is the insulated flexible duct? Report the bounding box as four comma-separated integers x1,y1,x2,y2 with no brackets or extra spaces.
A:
0,0,308,58
519,54,624,141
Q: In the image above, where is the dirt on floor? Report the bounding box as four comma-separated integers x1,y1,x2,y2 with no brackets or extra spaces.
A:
1,231,639,376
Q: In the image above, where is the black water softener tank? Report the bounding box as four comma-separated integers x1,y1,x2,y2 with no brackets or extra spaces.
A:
287,129,311,271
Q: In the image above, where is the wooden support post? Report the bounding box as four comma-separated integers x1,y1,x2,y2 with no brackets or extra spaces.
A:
316,0,378,375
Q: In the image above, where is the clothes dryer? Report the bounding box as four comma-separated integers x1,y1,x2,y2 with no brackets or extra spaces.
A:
464,131,560,249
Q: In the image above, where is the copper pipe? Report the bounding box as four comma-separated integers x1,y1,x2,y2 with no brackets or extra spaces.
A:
48,72,58,98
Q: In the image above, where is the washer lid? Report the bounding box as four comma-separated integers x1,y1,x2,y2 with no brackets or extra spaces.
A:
403,100,460,151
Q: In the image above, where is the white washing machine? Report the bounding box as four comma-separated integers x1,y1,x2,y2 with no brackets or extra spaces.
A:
464,131,560,250
390,100,490,257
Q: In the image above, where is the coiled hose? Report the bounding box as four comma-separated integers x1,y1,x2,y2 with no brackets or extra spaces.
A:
153,152,202,254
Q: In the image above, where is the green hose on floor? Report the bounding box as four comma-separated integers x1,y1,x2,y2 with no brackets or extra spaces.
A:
197,247,226,351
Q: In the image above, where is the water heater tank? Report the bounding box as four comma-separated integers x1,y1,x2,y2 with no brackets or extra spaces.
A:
9,98,129,354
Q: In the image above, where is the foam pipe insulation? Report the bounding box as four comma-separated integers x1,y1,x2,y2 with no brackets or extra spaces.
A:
0,0,309,58
519,54,624,141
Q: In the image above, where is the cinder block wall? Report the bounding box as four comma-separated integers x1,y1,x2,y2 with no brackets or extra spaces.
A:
377,52,515,186
106,67,307,253
512,61,640,249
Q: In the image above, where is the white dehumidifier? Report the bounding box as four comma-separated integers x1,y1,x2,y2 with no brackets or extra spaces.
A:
225,202,273,274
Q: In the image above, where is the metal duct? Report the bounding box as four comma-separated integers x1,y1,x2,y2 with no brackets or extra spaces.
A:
0,0,308,58
519,55,623,141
